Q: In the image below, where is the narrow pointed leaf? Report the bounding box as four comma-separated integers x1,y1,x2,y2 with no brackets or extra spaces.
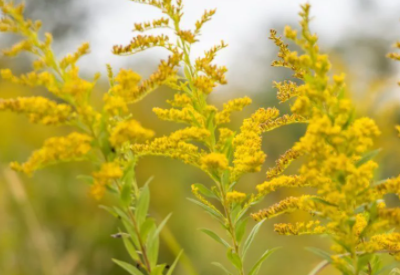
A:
122,235,140,262
248,248,279,275
305,247,332,262
187,198,224,221
112,259,143,275
212,262,233,275
136,185,150,226
200,228,231,248
153,213,172,240
227,249,242,270
242,220,265,258
235,218,248,244
166,250,183,275
356,148,381,167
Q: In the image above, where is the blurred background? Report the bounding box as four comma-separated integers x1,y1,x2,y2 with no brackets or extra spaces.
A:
1,0,400,274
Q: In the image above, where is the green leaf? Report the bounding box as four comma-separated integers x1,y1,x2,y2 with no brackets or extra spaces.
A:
305,247,332,262
187,198,224,222
143,176,154,187
200,228,231,248
248,248,279,275
114,207,131,222
153,213,172,240
122,235,140,262
122,161,135,183
166,250,183,275
231,203,242,223
356,148,381,167
242,220,265,259
235,218,248,244
357,253,373,272
112,259,143,275
136,185,150,227
211,262,232,275
122,220,140,248
99,205,118,218
192,183,218,199
140,218,156,243
121,182,133,208
227,249,242,270
307,259,329,275
150,265,166,275
147,222,159,267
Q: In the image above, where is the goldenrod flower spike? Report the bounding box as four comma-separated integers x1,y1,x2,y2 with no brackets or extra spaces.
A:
11,132,92,176
274,221,326,236
117,1,302,273
252,3,400,274
0,1,175,273
109,119,155,148
0,96,75,125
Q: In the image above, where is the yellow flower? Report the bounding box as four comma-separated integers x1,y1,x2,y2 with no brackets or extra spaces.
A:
215,97,252,124
90,162,123,200
251,195,314,221
200,152,229,171
109,119,154,148
226,191,246,204
274,220,326,236
110,69,141,103
232,108,280,179
256,175,309,195
0,96,74,125
11,132,92,175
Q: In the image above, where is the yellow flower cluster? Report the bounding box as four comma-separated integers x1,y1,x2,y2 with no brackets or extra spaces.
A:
153,107,203,125
91,162,123,200
215,97,252,124
200,152,229,171
0,96,74,125
0,0,160,204
251,4,400,270
226,191,246,204
266,149,302,179
231,108,279,180
194,9,216,33
133,17,169,32
251,195,314,221
113,34,171,55
274,220,326,236
109,69,141,103
109,119,155,148
375,176,400,198
360,233,400,260
11,132,92,175
273,81,299,103
256,175,308,195
132,128,209,166
260,113,307,132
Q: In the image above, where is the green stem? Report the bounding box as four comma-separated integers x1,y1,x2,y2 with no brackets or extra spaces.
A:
127,209,152,273
218,181,245,275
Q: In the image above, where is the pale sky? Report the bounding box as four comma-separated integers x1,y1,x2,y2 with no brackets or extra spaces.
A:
30,0,400,93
